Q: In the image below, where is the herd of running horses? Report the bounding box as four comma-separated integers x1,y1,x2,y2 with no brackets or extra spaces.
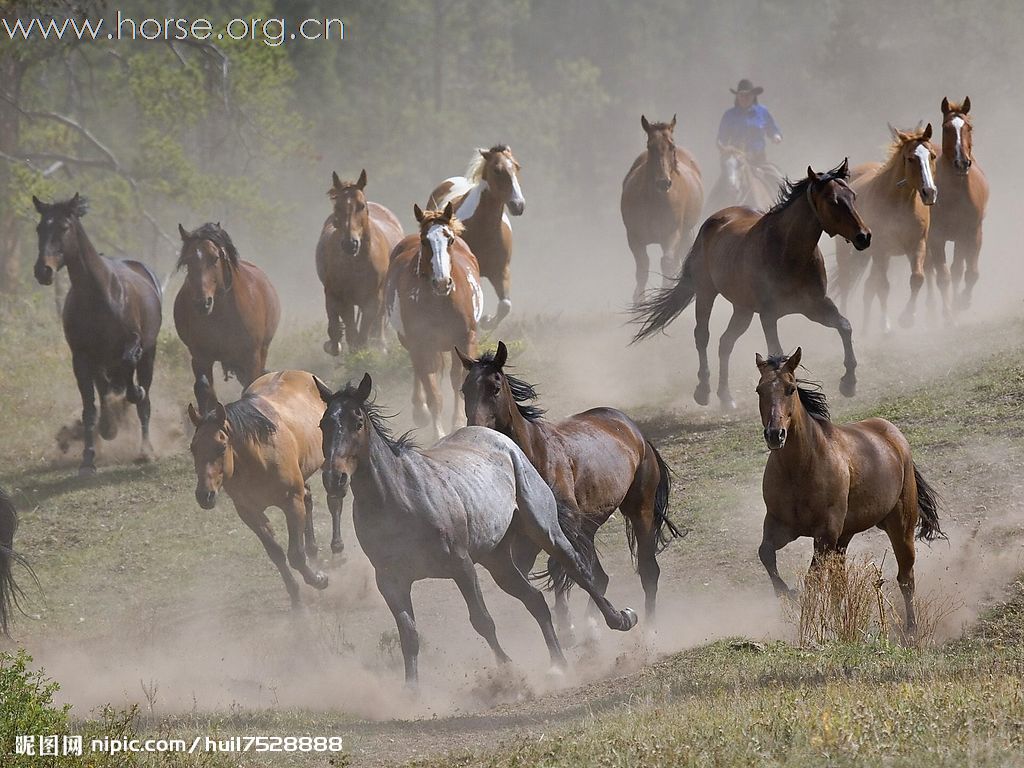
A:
0,96,986,687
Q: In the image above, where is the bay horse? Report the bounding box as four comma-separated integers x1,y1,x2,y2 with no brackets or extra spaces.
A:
317,170,404,355
426,145,524,328
633,160,871,409
927,97,989,320
457,341,681,634
316,373,637,686
834,124,938,332
1,487,37,638
705,144,777,214
32,194,162,475
621,115,704,303
174,222,280,413
755,348,944,633
188,370,345,605
385,203,483,441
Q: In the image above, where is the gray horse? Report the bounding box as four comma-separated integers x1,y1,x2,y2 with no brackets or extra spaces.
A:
316,373,638,686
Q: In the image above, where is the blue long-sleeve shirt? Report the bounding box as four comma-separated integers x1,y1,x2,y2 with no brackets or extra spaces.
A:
717,104,781,156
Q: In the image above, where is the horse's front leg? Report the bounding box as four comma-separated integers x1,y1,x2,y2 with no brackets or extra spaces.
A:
758,515,798,598
449,332,475,433
236,502,301,607
759,314,783,356
191,358,217,413
327,493,345,557
376,573,419,687
302,483,319,562
323,293,344,356
628,234,650,305
956,230,982,310
71,351,98,476
122,332,145,404
134,347,156,462
283,490,328,590
899,237,928,328
482,265,512,329
804,297,857,397
927,232,954,326
361,291,386,351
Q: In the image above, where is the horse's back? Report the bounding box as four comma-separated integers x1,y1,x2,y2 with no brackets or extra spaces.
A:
368,202,405,248
238,260,282,338
243,370,325,478
427,177,471,211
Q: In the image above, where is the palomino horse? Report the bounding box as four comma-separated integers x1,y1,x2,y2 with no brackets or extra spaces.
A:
385,203,483,441
927,97,989,320
427,145,524,328
621,115,704,302
834,124,938,332
458,341,681,633
705,144,778,214
174,222,280,413
317,170,404,354
317,373,638,686
33,195,162,474
755,349,944,633
188,370,345,605
633,161,871,408
1,487,37,638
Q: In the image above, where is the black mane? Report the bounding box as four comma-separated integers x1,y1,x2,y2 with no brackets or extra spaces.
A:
766,159,850,216
177,222,240,270
335,382,416,455
479,350,546,422
211,396,277,444
489,143,510,153
762,354,831,422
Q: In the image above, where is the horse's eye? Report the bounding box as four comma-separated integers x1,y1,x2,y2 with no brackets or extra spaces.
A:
785,386,796,396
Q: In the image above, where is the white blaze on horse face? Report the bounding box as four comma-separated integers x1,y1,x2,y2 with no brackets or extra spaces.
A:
913,143,937,202
510,167,524,208
951,116,965,158
426,224,453,287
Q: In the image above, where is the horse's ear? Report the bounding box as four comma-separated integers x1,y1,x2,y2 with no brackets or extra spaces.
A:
784,347,802,373
755,353,768,369
887,122,900,141
357,169,367,189
314,376,334,404
962,96,971,114
187,403,202,427
356,372,372,402
332,171,342,188
178,223,189,241
69,192,81,212
442,201,455,221
640,114,651,133
413,203,424,223
669,114,677,131
454,346,475,371
839,157,849,177
31,195,46,214
923,123,933,141
493,340,508,369
941,96,950,115
478,147,491,159
213,402,227,427
806,165,816,179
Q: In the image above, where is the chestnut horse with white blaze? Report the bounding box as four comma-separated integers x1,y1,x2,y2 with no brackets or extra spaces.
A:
755,349,944,634
174,222,280,413
385,203,483,441
317,170,404,354
621,115,704,303
427,145,524,328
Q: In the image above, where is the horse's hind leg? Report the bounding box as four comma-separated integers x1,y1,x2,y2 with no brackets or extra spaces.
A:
760,314,784,357
628,234,650,305
693,290,715,406
881,499,918,636
866,254,891,334
452,554,512,666
804,297,858,398
71,351,98,475
236,504,301,607
134,347,156,462
716,306,754,410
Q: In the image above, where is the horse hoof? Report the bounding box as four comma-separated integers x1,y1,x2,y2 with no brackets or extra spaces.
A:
331,539,346,556
323,340,341,357
619,608,639,631
312,572,329,590
839,375,857,398
694,384,711,407
78,464,97,477
133,453,153,465
719,397,737,412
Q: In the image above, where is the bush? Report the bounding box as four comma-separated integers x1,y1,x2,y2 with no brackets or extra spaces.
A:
0,649,72,766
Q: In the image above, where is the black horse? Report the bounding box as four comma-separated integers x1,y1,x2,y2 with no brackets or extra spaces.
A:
1,487,36,637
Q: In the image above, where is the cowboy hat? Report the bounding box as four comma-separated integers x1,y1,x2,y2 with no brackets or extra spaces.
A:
730,78,764,96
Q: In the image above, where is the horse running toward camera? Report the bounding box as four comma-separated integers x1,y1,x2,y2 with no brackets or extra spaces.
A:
754,349,944,634
0,487,38,638
317,373,638,687
174,222,280,413
705,143,778,214
458,341,682,635
32,195,162,475
620,115,704,303
187,370,345,606
317,170,404,354
427,145,524,328
633,160,871,408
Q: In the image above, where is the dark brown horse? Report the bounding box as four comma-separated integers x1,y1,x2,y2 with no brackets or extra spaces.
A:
427,145,524,328
458,341,681,634
385,203,483,441
927,97,989,320
33,194,162,474
621,115,704,303
317,170,404,354
1,487,37,638
633,161,871,408
755,349,944,633
174,223,280,413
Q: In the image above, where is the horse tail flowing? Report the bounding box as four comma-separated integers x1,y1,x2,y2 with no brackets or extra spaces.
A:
913,464,945,542
631,237,701,341
625,442,685,565
542,501,595,597
0,487,37,638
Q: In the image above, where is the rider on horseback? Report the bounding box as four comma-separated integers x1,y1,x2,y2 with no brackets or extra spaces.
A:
717,79,784,191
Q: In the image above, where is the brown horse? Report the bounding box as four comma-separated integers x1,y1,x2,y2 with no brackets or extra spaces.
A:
457,341,681,633
835,125,938,332
427,145,524,328
317,170,404,355
705,144,778,215
621,115,704,303
633,161,871,408
1,487,37,638
33,194,162,475
927,97,989,320
174,222,280,413
188,370,344,605
755,349,944,633
385,203,483,441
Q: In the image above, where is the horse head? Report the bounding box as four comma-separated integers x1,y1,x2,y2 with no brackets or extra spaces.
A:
642,114,679,192
177,222,239,315
478,145,524,216
316,372,374,499
329,169,370,255
889,122,938,205
941,96,974,176
804,159,871,251
755,348,804,451
413,202,464,296
187,394,233,509
32,193,87,285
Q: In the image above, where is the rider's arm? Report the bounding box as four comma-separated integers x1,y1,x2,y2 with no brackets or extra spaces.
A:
762,106,782,143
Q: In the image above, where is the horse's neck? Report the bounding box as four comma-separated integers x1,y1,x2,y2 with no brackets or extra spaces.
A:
500,401,548,466
66,220,116,295
777,402,825,472
468,181,504,226
873,157,916,202
770,195,822,257
352,428,409,506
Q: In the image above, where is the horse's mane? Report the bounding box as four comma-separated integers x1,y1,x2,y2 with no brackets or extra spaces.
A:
761,354,831,423
645,121,675,133
334,382,416,455
177,222,240,270
47,195,89,219
766,160,849,216
879,126,932,173
219,396,277,444
464,144,511,183
944,101,971,120
418,209,465,237
479,350,546,422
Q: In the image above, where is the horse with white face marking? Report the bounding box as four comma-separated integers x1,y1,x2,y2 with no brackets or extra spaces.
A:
384,203,483,441
834,124,938,332
427,145,524,328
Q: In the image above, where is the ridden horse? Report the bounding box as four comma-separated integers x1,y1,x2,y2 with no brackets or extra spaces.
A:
175,222,280,413
316,373,637,686
834,124,938,332
754,349,944,633
427,145,524,328
188,370,345,605
0,487,37,638
317,170,404,355
621,115,704,303
32,195,162,475
927,97,989,320
385,203,483,441
633,161,871,409
705,144,778,214
458,341,681,633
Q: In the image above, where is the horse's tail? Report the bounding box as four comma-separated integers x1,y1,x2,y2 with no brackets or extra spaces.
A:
539,501,596,597
631,237,701,342
0,488,37,638
913,464,946,542
624,442,685,567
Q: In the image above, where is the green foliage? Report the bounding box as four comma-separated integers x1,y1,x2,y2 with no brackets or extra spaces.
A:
0,649,72,764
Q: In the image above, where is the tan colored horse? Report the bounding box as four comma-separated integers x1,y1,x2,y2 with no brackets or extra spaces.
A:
427,145,524,328
385,204,483,441
755,349,943,633
317,170,404,354
835,125,938,332
927,97,989,320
